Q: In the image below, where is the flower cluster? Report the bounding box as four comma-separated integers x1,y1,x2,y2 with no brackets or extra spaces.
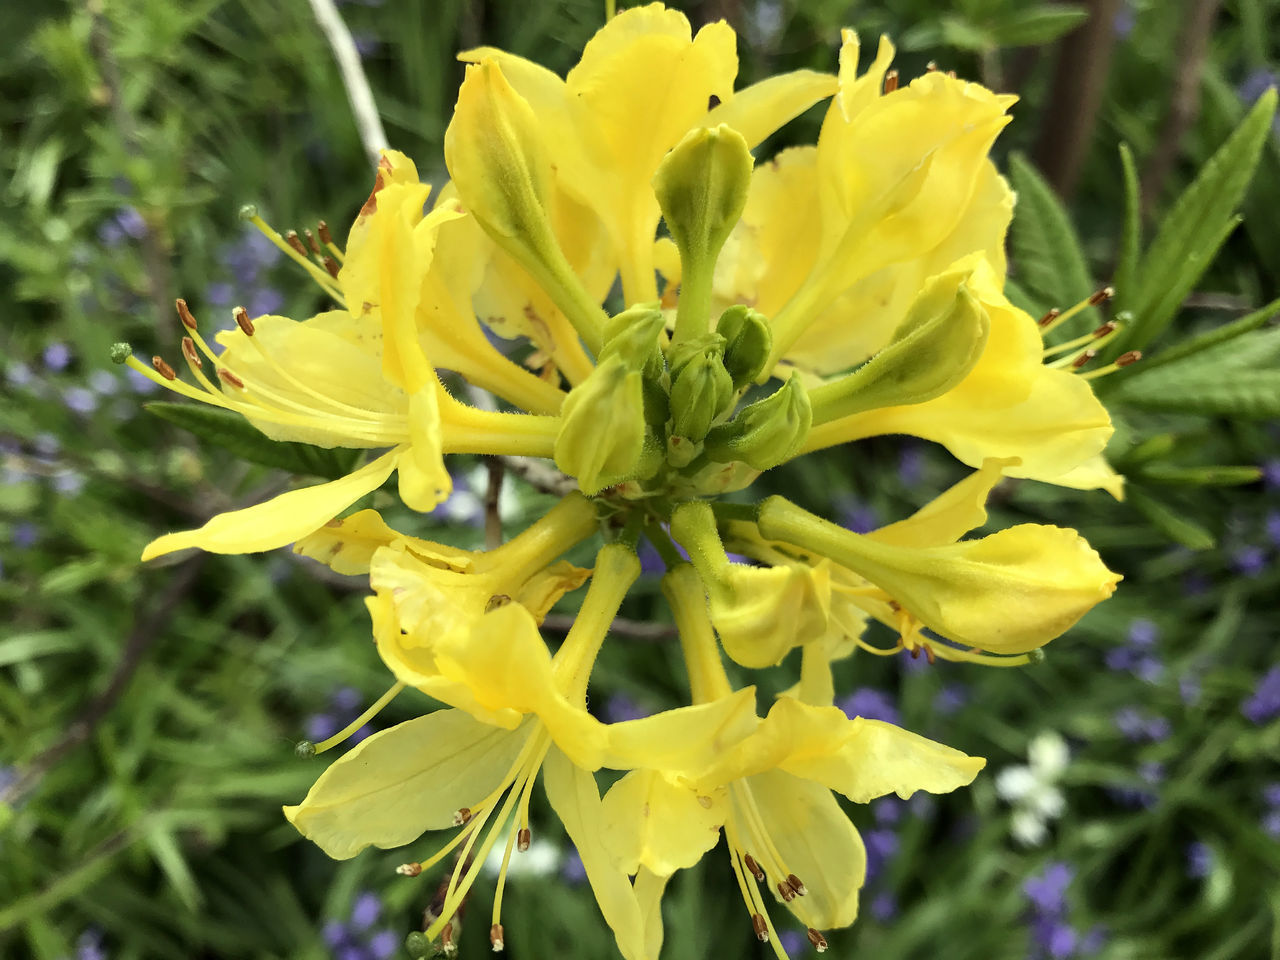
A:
118,6,1124,957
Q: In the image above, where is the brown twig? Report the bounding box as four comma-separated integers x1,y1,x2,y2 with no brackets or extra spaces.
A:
85,0,175,340
1032,0,1124,199
1140,0,1226,215
540,613,676,642
0,556,205,807
483,456,505,549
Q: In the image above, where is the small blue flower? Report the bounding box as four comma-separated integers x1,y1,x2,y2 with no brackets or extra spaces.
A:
561,848,587,884
1185,841,1213,878
12,523,38,549
604,694,647,723
351,891,381,930
322,919,350,949
777,929,807,956
44,343,72,372
1263,809,1280,839
1242,666,1280,725
870,890,897,922
839,687,900,726
1023,861,1073,916
64,386,98,415
74,928,107,960
1231,545,1268,578
367,929,398,960
1239,69,1280,105
248,286,285,318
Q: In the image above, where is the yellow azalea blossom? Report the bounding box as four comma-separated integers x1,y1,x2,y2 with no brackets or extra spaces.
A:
132,152,565,561
597,565,984,955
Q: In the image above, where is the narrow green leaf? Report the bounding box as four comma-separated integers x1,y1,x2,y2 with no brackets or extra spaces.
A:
1112,144,1142,314
0,631,82,667
145,402,360,479
1008,152,1097,332
142,825,202,911
1134,464,1262,486
1130,296,1280,373
1109,369,1280,418
1114,89,1278,356
987,6,1089,48
1126,488,1215,550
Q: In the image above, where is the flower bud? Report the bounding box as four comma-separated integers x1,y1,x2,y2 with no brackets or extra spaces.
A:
809,269,990,423
704,373,812,471
716,304,772,389
669,343,735,442
554,354,650,494
600,303,666,379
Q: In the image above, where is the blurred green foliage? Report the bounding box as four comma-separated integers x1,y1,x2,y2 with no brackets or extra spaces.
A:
3,1,1280,959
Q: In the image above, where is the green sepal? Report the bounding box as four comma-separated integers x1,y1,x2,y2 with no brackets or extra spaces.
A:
716,305,772,389
703,373,812,471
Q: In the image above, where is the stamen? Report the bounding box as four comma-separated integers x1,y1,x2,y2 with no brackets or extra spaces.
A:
776,881,796,903
807,928,828,952
1041,320,1119,359
925,61,938,72
152,356,177,380
181,337,202,369
744,854,766,882
1071,349,1097,369
176,298,198,330
1037,308,1061,328
883,70,899,93
323,255,341,278
317,220,334,245
1080,350,1142,381
313,681,406,754
218,368,246,389
234,306,256,336
304,228,322,256
240,204,345,301
285,230,308,257
517,828,531,852
1039,286,1114,336
752,915,770,942
1089,286,1115,306
397,862,424,877
453,808,473,827
923,644,936,665
490,923,504,952
787,874,807,897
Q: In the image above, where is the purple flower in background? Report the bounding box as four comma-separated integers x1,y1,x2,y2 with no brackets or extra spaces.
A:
353,31,381,58
1239,69,1280,105
88,370,116,395
1113,707,1170,743
75,929,108,960
1231,546,1267,578
935,683,968,714
1263,810,1280,839
1242,666,1280,725
63,386,98,415
305,713,339,742
839,687,900,726
1263,459,1280,490
322,920,349,949
333,686,362,712
777,930,807,956
125,366,159,394
367,929,398,960
1186,841,1213,878
7,361,34,387
12,523,38,549
1262,783,1280,807
561,848,587,884
870,891,897,922
1266,512,1280,548
351,891,381,930
1023,862,1073,916
864,828,899,881
44,343,72,371
1179,672,1202,706
1127,619,1157,646
637,539,664,575
839,498,879,534
98,206,147,245
1106,621,1164,683
604,694,648,724
897,444,926,487
205,281,234,307
52,470,86,495
1113,3,1136,38
1032,916,1079,959
248,286,285,318
874,797,903,826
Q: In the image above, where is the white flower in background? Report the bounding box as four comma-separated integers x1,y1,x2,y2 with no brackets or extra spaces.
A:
995,730,1069,846
482,830,562,879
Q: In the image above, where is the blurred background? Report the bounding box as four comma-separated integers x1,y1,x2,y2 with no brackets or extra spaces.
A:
2,0,1280,957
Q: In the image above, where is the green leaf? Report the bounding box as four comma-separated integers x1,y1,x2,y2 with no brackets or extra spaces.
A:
1134,464,1262,486
1008,152,1097,332
1126,488,1215,550
1112,144,1142,314
1111,89,1278,357
1129,296,1280,374
1109,368,1280,418
145,402,361,479
987,5,1089,48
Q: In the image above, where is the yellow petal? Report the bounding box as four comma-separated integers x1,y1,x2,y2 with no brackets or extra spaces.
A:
744,769,865,930
705,70,837,149
709,562,830,669
294,508,475,576
396,387,451,512
141,449,399,560
604,688,761,774
283,710,532,859
869,456,1018,548
516,560,592,623
543,747,649,960
1048,453,1126,500
600,769,726,876
635,868,670,960
779,712,985,803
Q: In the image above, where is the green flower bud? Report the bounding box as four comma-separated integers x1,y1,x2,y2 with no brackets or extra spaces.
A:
404,931,431,958
666,434,703,469
640,376,671,431
554,354,650,494
704,374,812,471
654,124,754,347
600,303,666,379
808,269,990,424
715,305,772,389
670,348,735,442
668,332,726,378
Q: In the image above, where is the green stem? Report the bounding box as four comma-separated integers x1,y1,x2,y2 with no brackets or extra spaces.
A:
662,563,733,703
553,543,640,702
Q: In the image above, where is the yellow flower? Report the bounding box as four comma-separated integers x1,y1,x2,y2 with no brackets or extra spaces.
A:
133,151,564,561
597,565,984,951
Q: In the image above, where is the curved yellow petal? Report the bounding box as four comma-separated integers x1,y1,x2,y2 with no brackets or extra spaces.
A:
283,710,532,859
141,449,399,561
603,688,760,773
600,769,726,876
704,69,837,149
396,388,451,512
869,456,1018,548
294,508,475,576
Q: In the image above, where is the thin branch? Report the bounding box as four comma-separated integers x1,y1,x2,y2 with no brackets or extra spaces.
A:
1140,0,1225,215
305,0,389,165
541,613,677,642
484,455,504,549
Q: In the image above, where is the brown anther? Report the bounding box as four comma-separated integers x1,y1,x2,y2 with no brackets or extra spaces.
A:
909,645,921,660
234,306,256,336
323,255,340,278
1091,321,1118,338
180,337,202,369
1116,350,1143,367
151,356,177,380
318,220,333,245
285,230,308,256
175,298,198,330
486,594,512,612
925,61,938,72
490,923,505,952
743,854,765,883
751,914,769,942
1038,308,1061,327
883,69,899,93
776,880,796,902
396,861,423,876
304,228,322,255
453,807,472,826
787,874,807,897
218,368,246,388
807,928,829,952
517,828,531,852
1072,349,1097,369
1088,286,1115,305
924,644,936,665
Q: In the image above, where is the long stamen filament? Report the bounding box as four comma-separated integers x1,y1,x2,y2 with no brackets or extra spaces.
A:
1038,286,1113,337
242,209,345,301
313,681,406,755
491,762,540,931
1041,321,1121,358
